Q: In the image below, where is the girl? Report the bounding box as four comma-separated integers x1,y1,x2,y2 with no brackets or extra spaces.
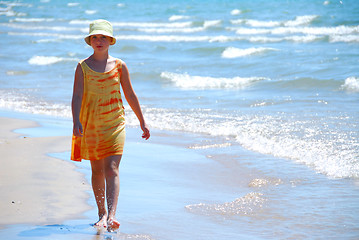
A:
71,19,150,231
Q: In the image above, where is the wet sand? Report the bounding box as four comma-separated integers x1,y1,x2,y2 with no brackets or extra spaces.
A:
0,117,91,226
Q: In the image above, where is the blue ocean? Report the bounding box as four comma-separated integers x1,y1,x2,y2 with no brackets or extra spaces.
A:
1,0,359,239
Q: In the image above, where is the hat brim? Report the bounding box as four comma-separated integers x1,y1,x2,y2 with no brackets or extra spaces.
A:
84,30,116,45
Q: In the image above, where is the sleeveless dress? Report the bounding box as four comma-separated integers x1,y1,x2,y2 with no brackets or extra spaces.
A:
71,58,126,161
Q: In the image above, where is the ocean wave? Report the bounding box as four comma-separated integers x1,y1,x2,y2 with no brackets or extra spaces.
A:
245,19,281,28
160,72,267,89
0,91,71,117
232,25,359,36
124,107,359,179
169,15,190,21
1,2,32,7
67,3,80,7
221,47,277,58
231,15,318,27
341,77,359,92
1,91,357,179
28,56,78,65
139,27,204,34
230,9,242,16
203,20,222,28
69,20,193,28
138,20,221,33
84,10,97,15
6,30,326,43
8,32,83,40
10,17,55,22
5,21,356,43
7,31,324,43
0,8,26,17
330,34,359,43
2,23,80,31
116,34,323,43
284,15,318,27
249,35,322,43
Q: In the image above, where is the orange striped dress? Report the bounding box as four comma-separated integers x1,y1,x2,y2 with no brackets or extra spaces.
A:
71,58,126,161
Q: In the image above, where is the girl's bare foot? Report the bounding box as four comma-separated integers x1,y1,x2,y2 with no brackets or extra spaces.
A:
94,215,108,229
107,218,120,232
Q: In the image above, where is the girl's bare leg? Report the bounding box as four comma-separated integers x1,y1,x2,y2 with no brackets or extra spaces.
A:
104,155,122,231
90,159,107,228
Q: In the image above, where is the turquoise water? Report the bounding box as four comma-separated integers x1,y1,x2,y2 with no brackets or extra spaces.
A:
1,0,359,239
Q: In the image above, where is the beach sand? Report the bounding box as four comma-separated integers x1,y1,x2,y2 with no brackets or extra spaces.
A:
0,117,91,226
0,114,273,240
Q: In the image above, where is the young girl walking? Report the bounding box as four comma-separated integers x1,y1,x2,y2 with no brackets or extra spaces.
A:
71,19,150,231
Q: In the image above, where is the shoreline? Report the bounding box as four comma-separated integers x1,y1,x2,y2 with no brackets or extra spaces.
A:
0,116,91,226
1,111,358,239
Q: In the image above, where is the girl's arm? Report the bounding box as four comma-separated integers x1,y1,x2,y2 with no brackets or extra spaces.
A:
72,63,84,137
120,61,150,140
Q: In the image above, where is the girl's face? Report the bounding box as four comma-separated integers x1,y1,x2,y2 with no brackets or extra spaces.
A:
90,34,112,52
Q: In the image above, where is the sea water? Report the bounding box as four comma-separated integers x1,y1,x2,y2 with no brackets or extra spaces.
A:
0,0,359,239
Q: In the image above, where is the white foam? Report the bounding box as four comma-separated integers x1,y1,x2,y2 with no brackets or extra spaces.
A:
275,25,359,35
0,91,71,118
247,36,317,43
189,143,231,149
2,2,32,7
231,15,318,27
285,35,321,42
11,17,55,22
69,20,92,25
341,77,359,92
85,10,97,15
330,34,359,43
135,20,218,33
0,9,25,17
169,15,190,21
28,56,77,65
160,72,267,89
246,19,281,27
203,20,221,28
230,9,242,16
8,31,83,41
67,3,79,7
230,19,245,25
4,23,79,31
221,47,277,58
139,27,204,33
124,105,359,179
284,15,318,27
233,25,359,36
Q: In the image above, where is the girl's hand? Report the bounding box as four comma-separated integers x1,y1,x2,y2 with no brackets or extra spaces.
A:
141,122,150,140
73,122,83,137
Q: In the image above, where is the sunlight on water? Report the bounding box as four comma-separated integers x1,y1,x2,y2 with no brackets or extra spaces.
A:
186,192,266,216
